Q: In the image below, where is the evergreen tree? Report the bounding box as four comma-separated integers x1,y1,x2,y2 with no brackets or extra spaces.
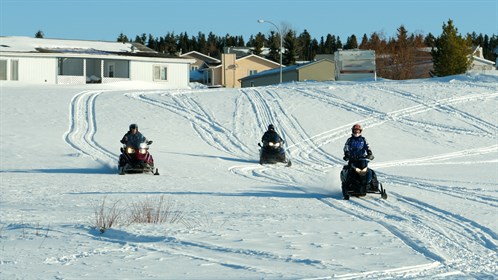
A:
164,32,177,55
117,33,129,43
431,19,471,76
252,32,265,55
344,34,358,49
283,29,299,65
35,30,44,38
298,29,312,61
197,32,208,54
207,32,220,58
359,34,369,49
147,34,157,50
335,36,343,51
177,32,191,54
424,33,436,48
324,34,336,54
267,31,280,63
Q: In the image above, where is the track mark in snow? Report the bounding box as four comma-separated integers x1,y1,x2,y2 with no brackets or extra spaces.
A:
129,91,253,158
64,90,117,167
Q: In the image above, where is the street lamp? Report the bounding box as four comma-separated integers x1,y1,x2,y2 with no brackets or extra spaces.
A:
257,19,282,84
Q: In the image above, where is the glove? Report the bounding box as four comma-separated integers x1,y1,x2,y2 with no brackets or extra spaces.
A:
120,139,125,144
367,150,374,160
343,152,350,161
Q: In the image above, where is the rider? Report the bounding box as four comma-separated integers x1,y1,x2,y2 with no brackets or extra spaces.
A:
120,123,147,147
341,124,375,198
261,124,284,146
343,123,374,162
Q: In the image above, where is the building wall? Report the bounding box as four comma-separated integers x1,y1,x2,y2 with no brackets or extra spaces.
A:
298,60,335,81
221,53,237,88
0,55,57,83
234,56,280,88
335,50,376,81
1,52,194,88
241,60,335,87
130,60,191,88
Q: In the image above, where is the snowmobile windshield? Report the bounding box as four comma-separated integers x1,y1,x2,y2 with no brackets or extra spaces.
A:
267,133,281,143
264,133,282,147
352,159,368,170
127,137,147,148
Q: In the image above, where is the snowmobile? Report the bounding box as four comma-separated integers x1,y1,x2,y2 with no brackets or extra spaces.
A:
258,134,291,167
340,158,386,200
118,140,159,175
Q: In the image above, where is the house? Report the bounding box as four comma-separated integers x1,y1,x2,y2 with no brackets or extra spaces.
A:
469,45,495,71
240,59,335,88
0,36,195,88
180,51,220,84
334,49,376,81
181,47,280,88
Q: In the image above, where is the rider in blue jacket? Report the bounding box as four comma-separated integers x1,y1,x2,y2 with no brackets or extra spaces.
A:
343,123,374,162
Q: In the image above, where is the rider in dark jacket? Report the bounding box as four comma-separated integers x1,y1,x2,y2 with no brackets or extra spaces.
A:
121,123,147,147
261,124,284,145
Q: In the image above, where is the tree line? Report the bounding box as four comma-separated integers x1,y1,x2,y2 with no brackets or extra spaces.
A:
35,19,497,79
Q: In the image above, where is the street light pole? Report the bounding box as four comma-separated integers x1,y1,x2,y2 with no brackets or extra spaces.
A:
257,19,282,84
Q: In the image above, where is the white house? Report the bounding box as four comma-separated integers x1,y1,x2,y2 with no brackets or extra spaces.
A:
469,45,495,72
0,36,195,88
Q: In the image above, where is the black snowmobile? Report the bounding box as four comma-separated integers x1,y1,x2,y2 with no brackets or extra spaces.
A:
258,134,291,167
340,158,386,200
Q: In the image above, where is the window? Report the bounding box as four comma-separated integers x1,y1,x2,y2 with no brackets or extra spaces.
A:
108,64,114,77
153,65,168,81
249,70,258,76
0,60,7,80
10,60,18,81
191,66,198,71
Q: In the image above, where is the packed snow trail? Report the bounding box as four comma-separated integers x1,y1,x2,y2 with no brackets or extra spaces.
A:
63,90,117,167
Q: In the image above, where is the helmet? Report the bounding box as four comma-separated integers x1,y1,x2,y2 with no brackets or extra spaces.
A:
268,124,275,131
129,123,138,130
351,123,362,133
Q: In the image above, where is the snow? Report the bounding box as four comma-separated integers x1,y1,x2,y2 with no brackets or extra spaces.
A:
0,36,137,53
1,73,497,279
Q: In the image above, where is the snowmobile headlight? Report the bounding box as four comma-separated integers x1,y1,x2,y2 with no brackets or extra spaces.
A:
139,148,147,154
355,167,368,176
126,147,135,154
268,142,280,148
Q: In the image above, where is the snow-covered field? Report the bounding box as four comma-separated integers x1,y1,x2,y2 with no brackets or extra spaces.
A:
1,74,497,279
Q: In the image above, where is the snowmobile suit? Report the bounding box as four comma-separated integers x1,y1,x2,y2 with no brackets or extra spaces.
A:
343,135,371,160
121,131,147,147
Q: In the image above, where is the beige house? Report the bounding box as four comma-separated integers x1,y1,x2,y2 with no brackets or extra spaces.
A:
218,53,281,88
181,50,280,88
240,59,335,88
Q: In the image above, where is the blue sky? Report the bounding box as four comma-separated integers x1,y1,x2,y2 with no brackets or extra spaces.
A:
1,0,497,43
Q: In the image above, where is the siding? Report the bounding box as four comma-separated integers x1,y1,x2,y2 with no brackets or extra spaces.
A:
1,56,58,84
130,60,191,89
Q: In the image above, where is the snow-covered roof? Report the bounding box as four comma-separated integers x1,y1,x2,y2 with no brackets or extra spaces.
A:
0,36,152,54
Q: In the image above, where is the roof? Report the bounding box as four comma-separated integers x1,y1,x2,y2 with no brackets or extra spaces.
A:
240,59,334,80
0,36,180,59
181,51,221,63
235,54,281,66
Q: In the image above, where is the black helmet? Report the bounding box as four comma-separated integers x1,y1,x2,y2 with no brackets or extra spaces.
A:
129,123,138,130
268,124,275,131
